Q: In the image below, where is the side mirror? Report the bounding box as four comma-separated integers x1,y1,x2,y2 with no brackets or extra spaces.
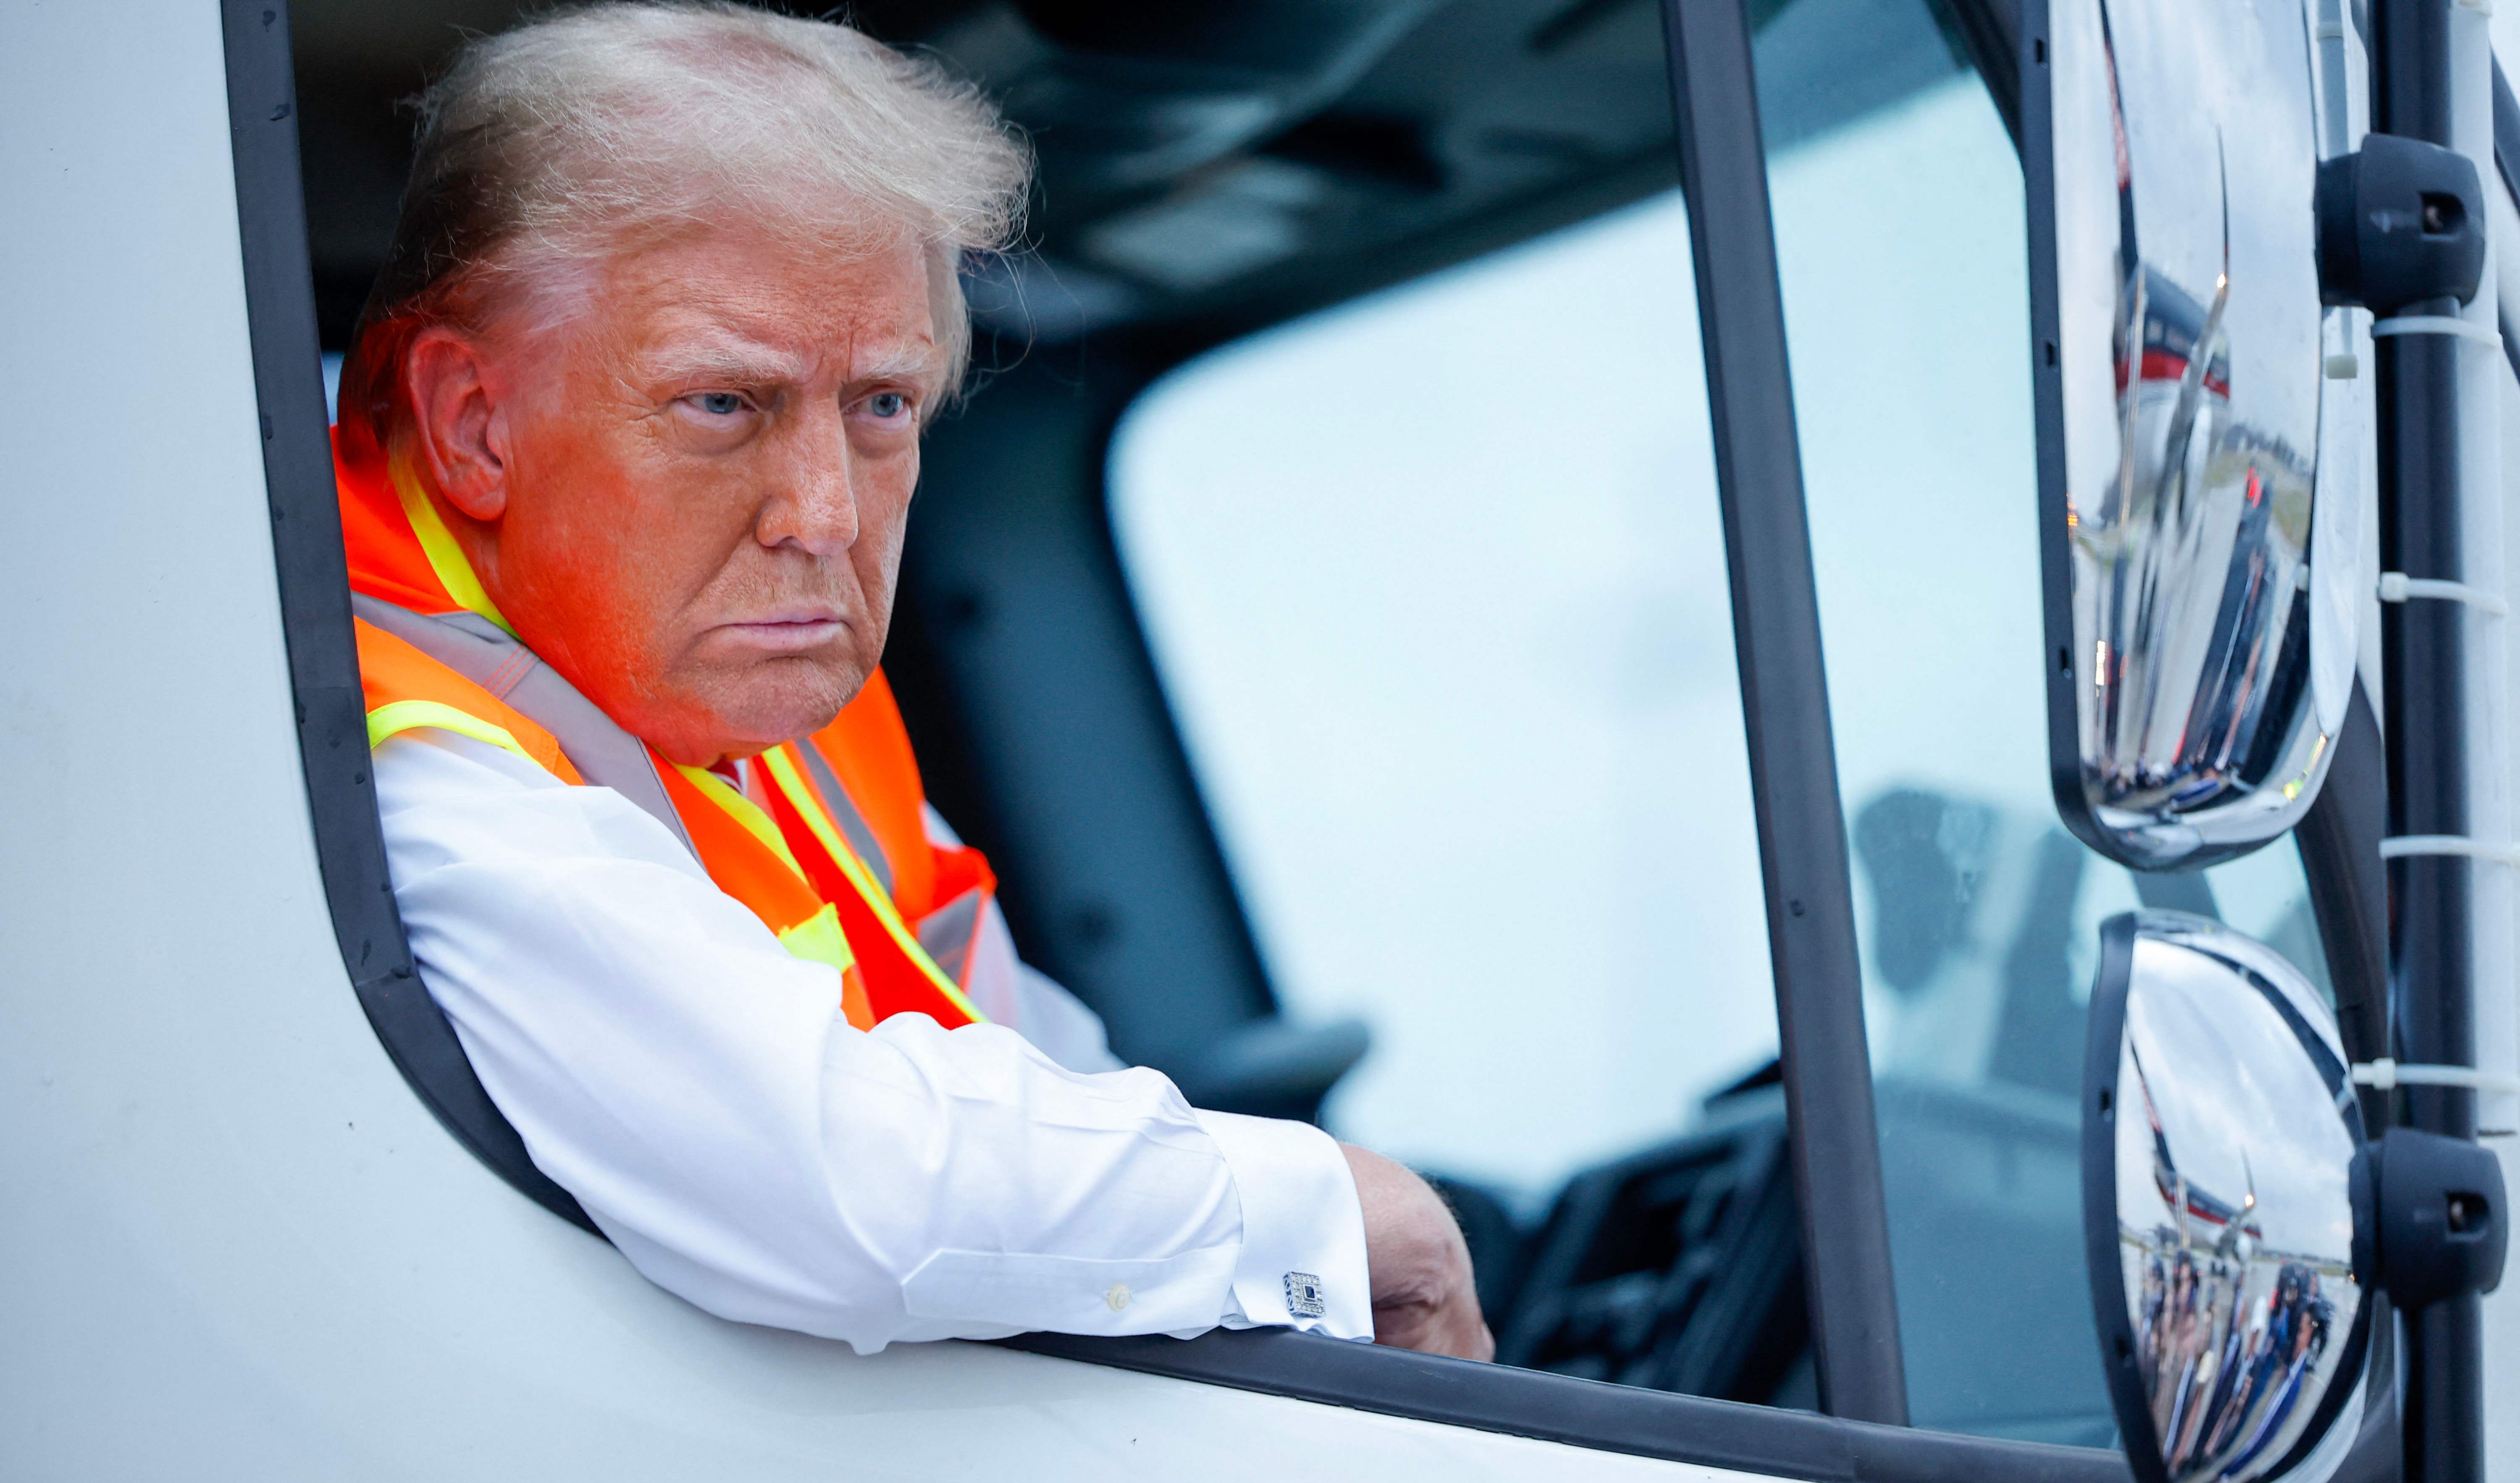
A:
2026,0,2359,870
2083,912,2370,1483
2084,913,2510,1483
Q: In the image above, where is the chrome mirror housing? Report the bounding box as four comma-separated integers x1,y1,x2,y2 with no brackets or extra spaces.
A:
2083,912,2371,1483
2026,0,2364,869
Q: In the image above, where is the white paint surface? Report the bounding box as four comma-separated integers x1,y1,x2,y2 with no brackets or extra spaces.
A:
2470,15,2520,1479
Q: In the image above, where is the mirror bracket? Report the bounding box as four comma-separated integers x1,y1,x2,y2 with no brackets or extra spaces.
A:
2315,133,2487,316
2370,1125,2510,1310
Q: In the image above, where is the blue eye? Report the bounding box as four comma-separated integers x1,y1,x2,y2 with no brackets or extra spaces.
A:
866,392,908,420
694,391,746,415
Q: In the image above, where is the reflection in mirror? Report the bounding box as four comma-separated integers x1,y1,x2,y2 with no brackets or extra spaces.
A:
2032,0,2364,869
2084,912,2370,1483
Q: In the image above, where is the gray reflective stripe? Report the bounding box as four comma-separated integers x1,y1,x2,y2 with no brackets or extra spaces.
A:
791,733,894,899
351,593,698,862
916,886,983,991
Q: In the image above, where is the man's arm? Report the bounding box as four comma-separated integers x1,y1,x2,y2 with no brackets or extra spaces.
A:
924,806,1491,1360
376,725,1376,1352
370,731,1371,1352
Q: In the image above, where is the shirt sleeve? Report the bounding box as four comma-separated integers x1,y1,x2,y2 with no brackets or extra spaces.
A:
373,726,1372,1353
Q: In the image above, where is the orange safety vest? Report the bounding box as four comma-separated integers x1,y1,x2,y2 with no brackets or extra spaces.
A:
336,429,993,1033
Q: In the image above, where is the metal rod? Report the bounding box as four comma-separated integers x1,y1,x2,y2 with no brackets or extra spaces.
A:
2296,686,2396,1125
2372,1,2487,1477
1657,0,1909,1426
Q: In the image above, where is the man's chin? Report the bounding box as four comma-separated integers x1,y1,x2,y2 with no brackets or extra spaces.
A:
697,663,864,753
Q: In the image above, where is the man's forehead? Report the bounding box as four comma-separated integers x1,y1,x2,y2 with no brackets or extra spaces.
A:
598,234,944,381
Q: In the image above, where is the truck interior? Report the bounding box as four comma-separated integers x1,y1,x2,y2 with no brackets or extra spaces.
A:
279,0,2393,1457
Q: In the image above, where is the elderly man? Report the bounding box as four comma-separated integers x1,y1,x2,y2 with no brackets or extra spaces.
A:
330,2,1488,1360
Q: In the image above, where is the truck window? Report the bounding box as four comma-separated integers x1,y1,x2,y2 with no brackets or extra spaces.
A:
1752,0,2336,1445
1109,190,1796,1394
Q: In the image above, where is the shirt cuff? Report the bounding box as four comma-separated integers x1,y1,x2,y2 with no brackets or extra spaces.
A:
1192,1110,1374,1342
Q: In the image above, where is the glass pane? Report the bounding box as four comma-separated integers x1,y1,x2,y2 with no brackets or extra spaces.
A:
1110,197,1797,1396
1753,0,2333,1445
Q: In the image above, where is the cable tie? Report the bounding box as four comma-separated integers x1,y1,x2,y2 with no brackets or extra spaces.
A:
2380,835,2520,866
2351,1058,2520,1096
2376,571,2509,615
2371,315,2505,349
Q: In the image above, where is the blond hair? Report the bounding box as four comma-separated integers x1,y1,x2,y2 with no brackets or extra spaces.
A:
337,1,1029,451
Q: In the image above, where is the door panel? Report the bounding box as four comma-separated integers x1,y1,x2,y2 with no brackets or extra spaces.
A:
0,2,1792,1475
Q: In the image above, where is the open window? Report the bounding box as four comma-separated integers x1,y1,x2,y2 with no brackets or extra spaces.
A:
1108,183,1795,1395
238,0,2385,1475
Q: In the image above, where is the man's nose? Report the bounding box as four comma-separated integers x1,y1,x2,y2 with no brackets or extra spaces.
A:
757,441,861,557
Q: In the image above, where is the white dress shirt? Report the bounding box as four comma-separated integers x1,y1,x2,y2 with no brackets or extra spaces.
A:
373,724,1373,1353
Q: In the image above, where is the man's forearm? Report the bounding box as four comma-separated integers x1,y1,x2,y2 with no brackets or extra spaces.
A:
378,726,1371,1351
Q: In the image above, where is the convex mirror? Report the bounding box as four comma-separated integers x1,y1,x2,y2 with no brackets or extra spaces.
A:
2083,912,2371,1483
2026,0,2365,869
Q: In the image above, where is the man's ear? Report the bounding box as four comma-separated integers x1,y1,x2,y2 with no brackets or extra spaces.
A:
403,327,509,522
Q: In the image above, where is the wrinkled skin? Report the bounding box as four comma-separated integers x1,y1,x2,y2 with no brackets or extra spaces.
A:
397,220,1490,1360
402,224,945,766
1342,1145,1495,1361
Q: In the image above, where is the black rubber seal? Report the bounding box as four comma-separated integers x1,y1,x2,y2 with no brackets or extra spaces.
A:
2081,914,2156,1480
1004,1329,2126,1482
220,0,597,1235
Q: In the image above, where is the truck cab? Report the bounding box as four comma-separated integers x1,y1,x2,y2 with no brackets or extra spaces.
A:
3,0,2510,1478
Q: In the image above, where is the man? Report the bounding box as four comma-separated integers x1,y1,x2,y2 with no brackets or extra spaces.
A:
333,1,1489,1360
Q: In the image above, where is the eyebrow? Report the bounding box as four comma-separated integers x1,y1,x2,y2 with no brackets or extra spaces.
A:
640,335,804,386
848,340,951,385
640,334,947,388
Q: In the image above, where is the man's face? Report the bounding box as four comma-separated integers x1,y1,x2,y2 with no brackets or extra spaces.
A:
422,224,948,766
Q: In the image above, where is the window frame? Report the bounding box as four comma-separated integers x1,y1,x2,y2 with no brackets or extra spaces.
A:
230,0,2399,1472
1659,0,1906,1426
221,0,596,1236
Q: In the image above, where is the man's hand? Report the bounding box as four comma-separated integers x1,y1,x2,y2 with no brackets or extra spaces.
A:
1339,1144,1494,1361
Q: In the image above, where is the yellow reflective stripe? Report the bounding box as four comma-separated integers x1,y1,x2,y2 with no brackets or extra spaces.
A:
672,762,809,879
667,765,860,979
390,458,516,637
777,902,856,974
759,744,987,1024
367,699,537,762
